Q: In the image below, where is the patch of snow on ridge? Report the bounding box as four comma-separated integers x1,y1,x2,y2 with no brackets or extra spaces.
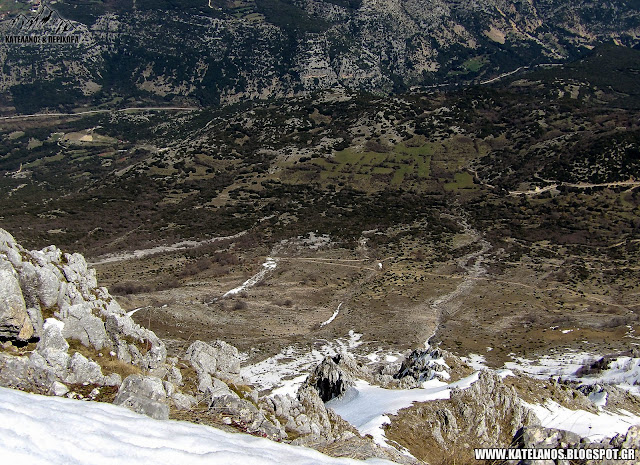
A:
0,387,394,465
461,353,487,370
506,352,640,396
505,351,593,379
523,399,640,441
578,357,640,395
242,331,394,395
327,373,481,447
321,303,342,327
223,257,278,297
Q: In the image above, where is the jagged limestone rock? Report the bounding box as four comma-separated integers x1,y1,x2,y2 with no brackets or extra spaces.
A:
49,381,69,397
61,253,98,301
172,392,197,410
0,259,34,341
67,353,104,385
518,424,583,448
386,370,539,464
185,340,241,379
600,426,640,465
395,347,449,384
25,307,44,340
114,374,169,420
32,319,70,375
209,394,285,440
305,353,361,402
61,303,109,350
104,313,166,370
0,352,56,394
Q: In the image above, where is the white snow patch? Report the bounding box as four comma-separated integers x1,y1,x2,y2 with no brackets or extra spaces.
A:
90,231,247,265
0,387,393,465
327,373,481,447
223,257,278,297
461,353,487,370
242,332,366,394
506,352,640,396
505,351,592,379
242,330,409,397
496,369,515,379
321,303,342,327
327,379,450,446
523,399,640,441
126,306,149,317
589,390,608,408
43,317,64,331
271,374,309,398
562,329,574,334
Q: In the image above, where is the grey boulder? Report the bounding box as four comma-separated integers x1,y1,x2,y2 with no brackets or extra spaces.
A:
114,374,169,420
0,259,34,341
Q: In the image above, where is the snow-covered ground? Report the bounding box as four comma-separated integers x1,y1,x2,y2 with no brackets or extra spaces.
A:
0,387,394,465
242,331,403,396
244,330,640,452
505,351,593,379
461,353,488,370
327,374,480,447
223,257,278,298
523,399,640,441
89,231,247,265
506,352,640,396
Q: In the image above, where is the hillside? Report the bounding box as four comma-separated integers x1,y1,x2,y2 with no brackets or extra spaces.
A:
0,0,639,112
1,26,640,463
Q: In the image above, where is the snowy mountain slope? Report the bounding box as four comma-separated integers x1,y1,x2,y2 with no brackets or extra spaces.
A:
0,387,395,465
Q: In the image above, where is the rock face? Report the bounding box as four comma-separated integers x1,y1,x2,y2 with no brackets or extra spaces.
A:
0,228,167,403
512,424,640,465
305,353,361,402
394,347,449,384
0,258,34,341
114,374,169,420
0,228,166,369
1,1,638,111
385,370,539,464
185,340,241,379
517,425,583,449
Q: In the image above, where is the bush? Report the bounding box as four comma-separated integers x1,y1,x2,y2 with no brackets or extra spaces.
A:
111,281,151,295
232,300,247,310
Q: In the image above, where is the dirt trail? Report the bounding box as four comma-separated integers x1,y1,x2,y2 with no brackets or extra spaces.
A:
89,231,246,265
0,107,198,121
509,180,640,196
424,213,491,346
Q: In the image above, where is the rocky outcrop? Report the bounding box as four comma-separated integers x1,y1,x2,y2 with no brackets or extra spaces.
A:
27,318,121,387
0,228,166,369
211,393,285,440
0,228,169,405
517,425,583,450
114,374,169,420
185,340,241,379
385,370,539,464
305,353,364,402
0,258,34,342
605,426,640,465
394,347,450,384
511,424,640,465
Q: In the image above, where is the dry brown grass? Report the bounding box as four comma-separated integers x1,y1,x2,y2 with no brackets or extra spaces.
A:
503,376,596,413
0,340,37,355
67,338,142,379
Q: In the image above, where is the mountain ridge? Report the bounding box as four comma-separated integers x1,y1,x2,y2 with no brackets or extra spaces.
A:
1,0,638,112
